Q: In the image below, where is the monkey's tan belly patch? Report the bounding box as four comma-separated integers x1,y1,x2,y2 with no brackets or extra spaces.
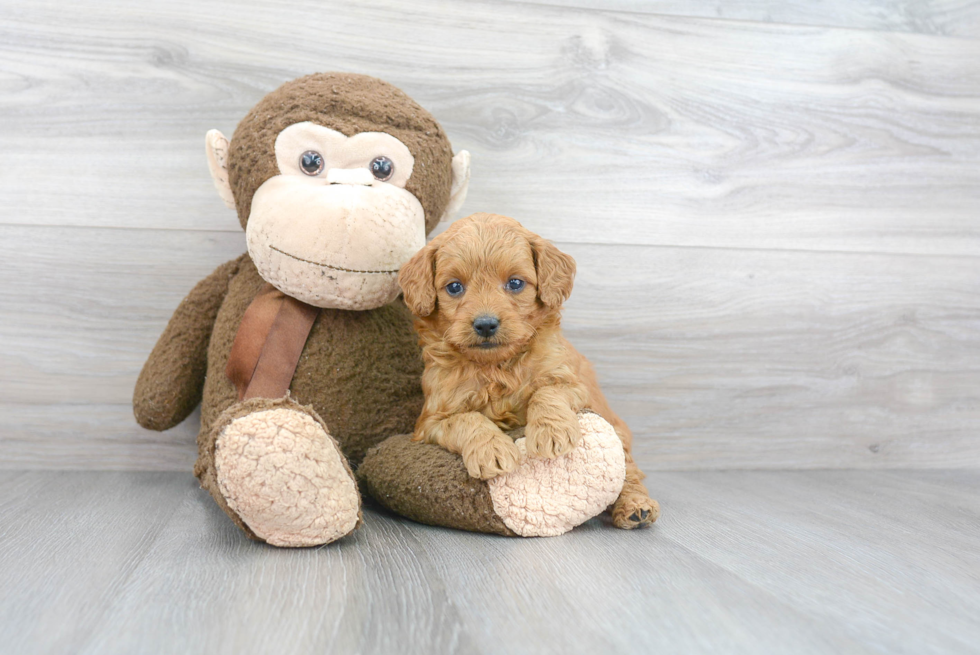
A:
487,412,626,537
214,407,360,547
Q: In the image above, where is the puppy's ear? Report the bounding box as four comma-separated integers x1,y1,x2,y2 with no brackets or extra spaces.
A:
399,241,439,317
530,234,576,309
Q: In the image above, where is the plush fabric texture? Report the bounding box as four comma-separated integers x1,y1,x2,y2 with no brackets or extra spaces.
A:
358,412,625,538
196,395,279,541
358,434,517,536
155,255,424,538
246,174,424,310
228,72,453,234
487,412,627,537
194,257,426,470
213,399,361,547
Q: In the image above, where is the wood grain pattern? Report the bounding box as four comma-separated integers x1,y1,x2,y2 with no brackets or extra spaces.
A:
0,0,977,470
1,470,977,654
2,225,977,470
522,0,980,38
0,403,198,471
0,472,191,653
563,244,980,469
1,0,979,255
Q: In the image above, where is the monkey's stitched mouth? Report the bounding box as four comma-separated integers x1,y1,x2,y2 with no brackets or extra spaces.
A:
270,245,399,275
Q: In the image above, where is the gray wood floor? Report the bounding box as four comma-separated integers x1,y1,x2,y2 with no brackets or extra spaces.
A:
1,470,978,655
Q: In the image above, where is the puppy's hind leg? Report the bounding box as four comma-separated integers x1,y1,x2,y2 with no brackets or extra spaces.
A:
611,452,660,529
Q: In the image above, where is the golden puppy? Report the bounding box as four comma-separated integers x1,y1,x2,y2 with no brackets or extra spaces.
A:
399,212,659,528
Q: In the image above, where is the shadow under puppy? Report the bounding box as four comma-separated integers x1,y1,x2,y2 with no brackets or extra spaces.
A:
398,212,658,528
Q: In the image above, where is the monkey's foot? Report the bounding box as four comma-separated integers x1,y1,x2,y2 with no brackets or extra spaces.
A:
213,401,361,547
487,412,626,537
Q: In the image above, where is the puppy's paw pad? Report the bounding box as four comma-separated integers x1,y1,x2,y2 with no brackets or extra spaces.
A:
612,495,660,530
629,509,652,523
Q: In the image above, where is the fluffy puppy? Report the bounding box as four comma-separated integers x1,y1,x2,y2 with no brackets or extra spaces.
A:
399,212,658,529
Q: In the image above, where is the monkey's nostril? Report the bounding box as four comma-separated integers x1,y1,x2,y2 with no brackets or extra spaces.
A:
472,315,500,338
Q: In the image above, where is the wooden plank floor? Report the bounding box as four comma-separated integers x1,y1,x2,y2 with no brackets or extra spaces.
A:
2,0,979,470
1,470,978,655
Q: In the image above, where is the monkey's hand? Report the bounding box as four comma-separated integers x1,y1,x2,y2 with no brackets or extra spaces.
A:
134,256,242,431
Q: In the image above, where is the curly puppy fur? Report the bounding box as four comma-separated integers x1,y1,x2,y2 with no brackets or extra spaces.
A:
399,213,658,528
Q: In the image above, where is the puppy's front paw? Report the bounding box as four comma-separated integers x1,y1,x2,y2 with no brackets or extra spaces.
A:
525,412,581,459
461,430,521,480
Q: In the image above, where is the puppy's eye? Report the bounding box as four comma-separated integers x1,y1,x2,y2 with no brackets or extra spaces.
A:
300,151,324,176
370,156,394,181
445,281,465,297
506,278,526,293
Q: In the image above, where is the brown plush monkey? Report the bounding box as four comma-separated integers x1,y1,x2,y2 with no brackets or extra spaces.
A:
134,73,632,546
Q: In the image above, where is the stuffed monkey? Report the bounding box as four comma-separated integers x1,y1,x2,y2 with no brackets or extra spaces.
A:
134,73,634,546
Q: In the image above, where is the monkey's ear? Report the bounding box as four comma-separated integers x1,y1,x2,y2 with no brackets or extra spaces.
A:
439,150,471,224
205,129,237,210
399,241,439,317
530,234,576,309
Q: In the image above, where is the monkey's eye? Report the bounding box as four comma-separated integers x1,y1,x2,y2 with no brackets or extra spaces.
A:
445,281,464,297
300,151,324,176
506,278,526,293
370,156,394,181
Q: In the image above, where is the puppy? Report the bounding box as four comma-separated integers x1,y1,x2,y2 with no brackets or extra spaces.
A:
399,213,658,528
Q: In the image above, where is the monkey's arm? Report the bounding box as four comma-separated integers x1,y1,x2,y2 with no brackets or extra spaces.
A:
133,257,242,431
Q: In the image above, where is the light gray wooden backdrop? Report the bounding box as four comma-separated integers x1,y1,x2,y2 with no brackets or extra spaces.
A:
1,0,979,471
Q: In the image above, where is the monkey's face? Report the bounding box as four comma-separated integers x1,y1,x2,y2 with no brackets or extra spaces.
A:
206,73,471,310
244,122,426,310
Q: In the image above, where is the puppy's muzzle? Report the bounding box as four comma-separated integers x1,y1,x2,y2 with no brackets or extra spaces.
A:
472,315,500,339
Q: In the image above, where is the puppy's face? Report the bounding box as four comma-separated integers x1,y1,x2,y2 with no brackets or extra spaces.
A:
399,213,576,364
433,228,540,363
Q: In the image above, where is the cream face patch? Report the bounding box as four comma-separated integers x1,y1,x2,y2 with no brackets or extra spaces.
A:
246,122,427,310
274,122,415,188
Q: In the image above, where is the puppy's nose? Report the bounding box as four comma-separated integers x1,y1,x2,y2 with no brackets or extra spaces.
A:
472,315,500,338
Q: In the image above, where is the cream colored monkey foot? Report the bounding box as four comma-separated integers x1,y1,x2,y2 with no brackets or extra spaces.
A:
488,412,626,537
214,404,361,547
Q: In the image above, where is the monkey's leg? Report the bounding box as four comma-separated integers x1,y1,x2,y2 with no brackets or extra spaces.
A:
197,396,361,547
359,411,627,537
